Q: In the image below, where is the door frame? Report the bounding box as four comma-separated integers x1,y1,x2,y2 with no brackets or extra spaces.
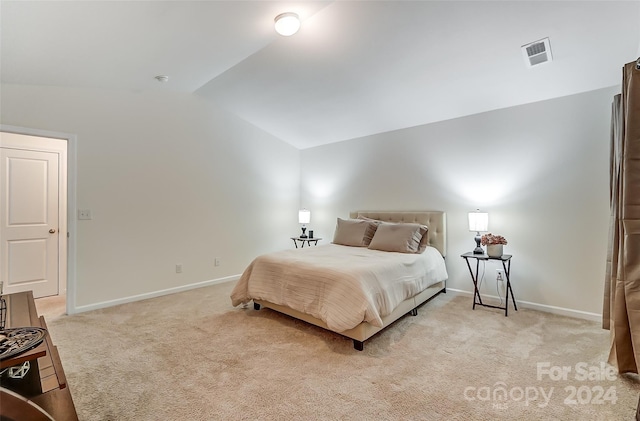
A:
0,125,77,314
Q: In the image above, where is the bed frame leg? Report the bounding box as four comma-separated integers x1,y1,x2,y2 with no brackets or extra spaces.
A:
353,340,364,351
253,302,261,310
410,308,418,316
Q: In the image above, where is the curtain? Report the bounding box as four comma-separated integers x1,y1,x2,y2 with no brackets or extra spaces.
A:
604,58,640,373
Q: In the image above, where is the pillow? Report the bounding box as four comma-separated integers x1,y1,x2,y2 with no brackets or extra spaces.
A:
357,217,381,246
333,218,375,247
367,222,428,253
358,215,430,253
417,226,430,252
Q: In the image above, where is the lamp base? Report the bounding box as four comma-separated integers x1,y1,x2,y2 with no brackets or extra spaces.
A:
300,226,308,238
473,232,484,254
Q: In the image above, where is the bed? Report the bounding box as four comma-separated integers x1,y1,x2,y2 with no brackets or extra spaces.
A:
230,211,448,350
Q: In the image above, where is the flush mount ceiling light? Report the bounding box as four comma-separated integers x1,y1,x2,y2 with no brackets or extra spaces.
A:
155,75,169,82
274,12,300,36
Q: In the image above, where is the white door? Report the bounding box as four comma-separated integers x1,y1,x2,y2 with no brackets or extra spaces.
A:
0,147,60,298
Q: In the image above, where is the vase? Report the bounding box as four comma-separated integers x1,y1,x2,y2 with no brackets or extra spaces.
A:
486,244,503,258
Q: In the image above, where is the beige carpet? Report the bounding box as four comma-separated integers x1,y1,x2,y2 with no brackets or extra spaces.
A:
42,282,640,420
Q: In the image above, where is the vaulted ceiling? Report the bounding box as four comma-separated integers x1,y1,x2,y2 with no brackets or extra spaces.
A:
2,1,639,149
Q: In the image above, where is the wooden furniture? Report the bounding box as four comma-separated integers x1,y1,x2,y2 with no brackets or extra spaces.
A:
0,291,78,420
290,237,322,248
461,252,517,316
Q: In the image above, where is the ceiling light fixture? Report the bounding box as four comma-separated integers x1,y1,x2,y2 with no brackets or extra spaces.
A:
274,12,300,36
155,75,169,83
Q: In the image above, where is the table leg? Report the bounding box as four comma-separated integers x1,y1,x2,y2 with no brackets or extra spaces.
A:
474,259,483,307
502,259,517,314
463,257,483,309
504,278,510,317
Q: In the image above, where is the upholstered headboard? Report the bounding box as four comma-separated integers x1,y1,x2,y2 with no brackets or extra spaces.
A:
349,211,447,257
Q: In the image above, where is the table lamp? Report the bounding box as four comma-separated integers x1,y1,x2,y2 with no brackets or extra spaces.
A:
299,209,311,238
468,210,488,254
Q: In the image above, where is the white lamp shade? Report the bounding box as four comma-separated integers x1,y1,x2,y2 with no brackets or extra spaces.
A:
298,209,311,224
468,212,488,232
274,12,300,36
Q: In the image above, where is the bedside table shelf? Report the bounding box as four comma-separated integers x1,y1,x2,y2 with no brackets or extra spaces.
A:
461,252,517,316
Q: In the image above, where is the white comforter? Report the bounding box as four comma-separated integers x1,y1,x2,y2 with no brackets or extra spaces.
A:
230,244,448,332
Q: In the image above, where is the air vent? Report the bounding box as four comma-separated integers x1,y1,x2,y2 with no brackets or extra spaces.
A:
521,38,553,68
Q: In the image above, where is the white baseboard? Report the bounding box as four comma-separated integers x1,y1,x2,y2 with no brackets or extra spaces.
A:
446,288,602,322
68,280,602,322
69,275,240,314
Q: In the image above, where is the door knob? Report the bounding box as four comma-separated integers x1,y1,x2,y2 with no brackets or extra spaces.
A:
49,229,56,234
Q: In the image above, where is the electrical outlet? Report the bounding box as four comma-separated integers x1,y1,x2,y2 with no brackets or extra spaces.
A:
78,209,92,220
496,269,504,282
214,258,220,267
176,264,182,273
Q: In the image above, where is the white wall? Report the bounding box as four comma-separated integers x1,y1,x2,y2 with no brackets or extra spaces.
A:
1,83,300,310
301,86,618,318
0,82,619,318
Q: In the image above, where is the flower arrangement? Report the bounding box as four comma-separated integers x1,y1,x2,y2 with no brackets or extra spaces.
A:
481,233,508,246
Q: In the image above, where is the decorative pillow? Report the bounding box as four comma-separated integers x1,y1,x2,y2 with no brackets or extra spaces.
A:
417,226,430,252
333,218,374,247
357,217,381,246
367,222,428,253
358,215,430,253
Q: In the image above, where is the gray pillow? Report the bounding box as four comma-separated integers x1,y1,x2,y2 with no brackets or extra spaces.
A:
367,223,428,253
333,218,374,247
359,216,430,252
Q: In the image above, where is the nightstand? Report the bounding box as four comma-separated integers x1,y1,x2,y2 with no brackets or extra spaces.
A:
461,252,517,316
291,237,322,248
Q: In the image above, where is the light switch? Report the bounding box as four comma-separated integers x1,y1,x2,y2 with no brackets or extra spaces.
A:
78,209,92,220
